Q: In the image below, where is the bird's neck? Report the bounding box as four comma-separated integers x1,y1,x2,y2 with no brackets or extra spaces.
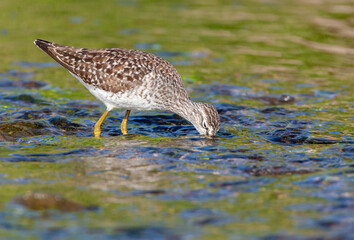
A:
169,99,199,125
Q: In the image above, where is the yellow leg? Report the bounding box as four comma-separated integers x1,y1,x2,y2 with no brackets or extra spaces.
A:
121,110,131,135
94,110,110,138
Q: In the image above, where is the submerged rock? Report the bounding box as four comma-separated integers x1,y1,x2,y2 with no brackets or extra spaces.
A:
0,116,89,141
10,108,55,120
262,128,347,145
48,116,84,131
0,120,50,141
114,226,179,240
5,94,51,106
262,128,308,145
244,165,314,176
0,79,47,89
305,138,344,144
12,191,96,212
259,107,295,115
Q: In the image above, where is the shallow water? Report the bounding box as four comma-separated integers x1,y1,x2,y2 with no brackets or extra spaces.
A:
1,0,353,239
1,67,352,239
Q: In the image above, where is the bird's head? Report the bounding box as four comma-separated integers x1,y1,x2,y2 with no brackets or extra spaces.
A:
189,102,220,137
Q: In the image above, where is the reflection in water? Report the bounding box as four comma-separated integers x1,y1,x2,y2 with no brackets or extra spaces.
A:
80,137,222,192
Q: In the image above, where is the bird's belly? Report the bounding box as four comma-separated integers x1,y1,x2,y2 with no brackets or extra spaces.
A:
71,72,159,111
87,84,159,111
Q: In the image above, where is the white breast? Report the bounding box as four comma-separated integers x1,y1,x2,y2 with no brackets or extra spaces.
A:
70,72,159,112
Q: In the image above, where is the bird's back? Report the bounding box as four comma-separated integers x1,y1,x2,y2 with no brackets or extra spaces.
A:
34,39,188,100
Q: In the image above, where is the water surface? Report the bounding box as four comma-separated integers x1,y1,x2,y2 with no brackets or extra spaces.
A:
0,0,353,239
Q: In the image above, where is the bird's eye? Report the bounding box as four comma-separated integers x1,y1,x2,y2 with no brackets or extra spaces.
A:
202,120,207,129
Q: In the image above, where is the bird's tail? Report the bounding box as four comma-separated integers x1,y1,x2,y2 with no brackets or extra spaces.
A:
34,39,52,49
33,39,74,72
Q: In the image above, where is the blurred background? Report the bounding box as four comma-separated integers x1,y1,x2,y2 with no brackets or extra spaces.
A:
0,0,353,239
2,0,353,90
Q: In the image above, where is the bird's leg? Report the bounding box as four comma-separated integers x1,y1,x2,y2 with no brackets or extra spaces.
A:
94,110,110,138
121,110,131,135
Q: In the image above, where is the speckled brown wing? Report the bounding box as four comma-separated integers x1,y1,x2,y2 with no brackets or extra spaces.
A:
34,39,153,94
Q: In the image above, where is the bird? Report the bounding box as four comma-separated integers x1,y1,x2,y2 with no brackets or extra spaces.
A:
34,39,220,138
